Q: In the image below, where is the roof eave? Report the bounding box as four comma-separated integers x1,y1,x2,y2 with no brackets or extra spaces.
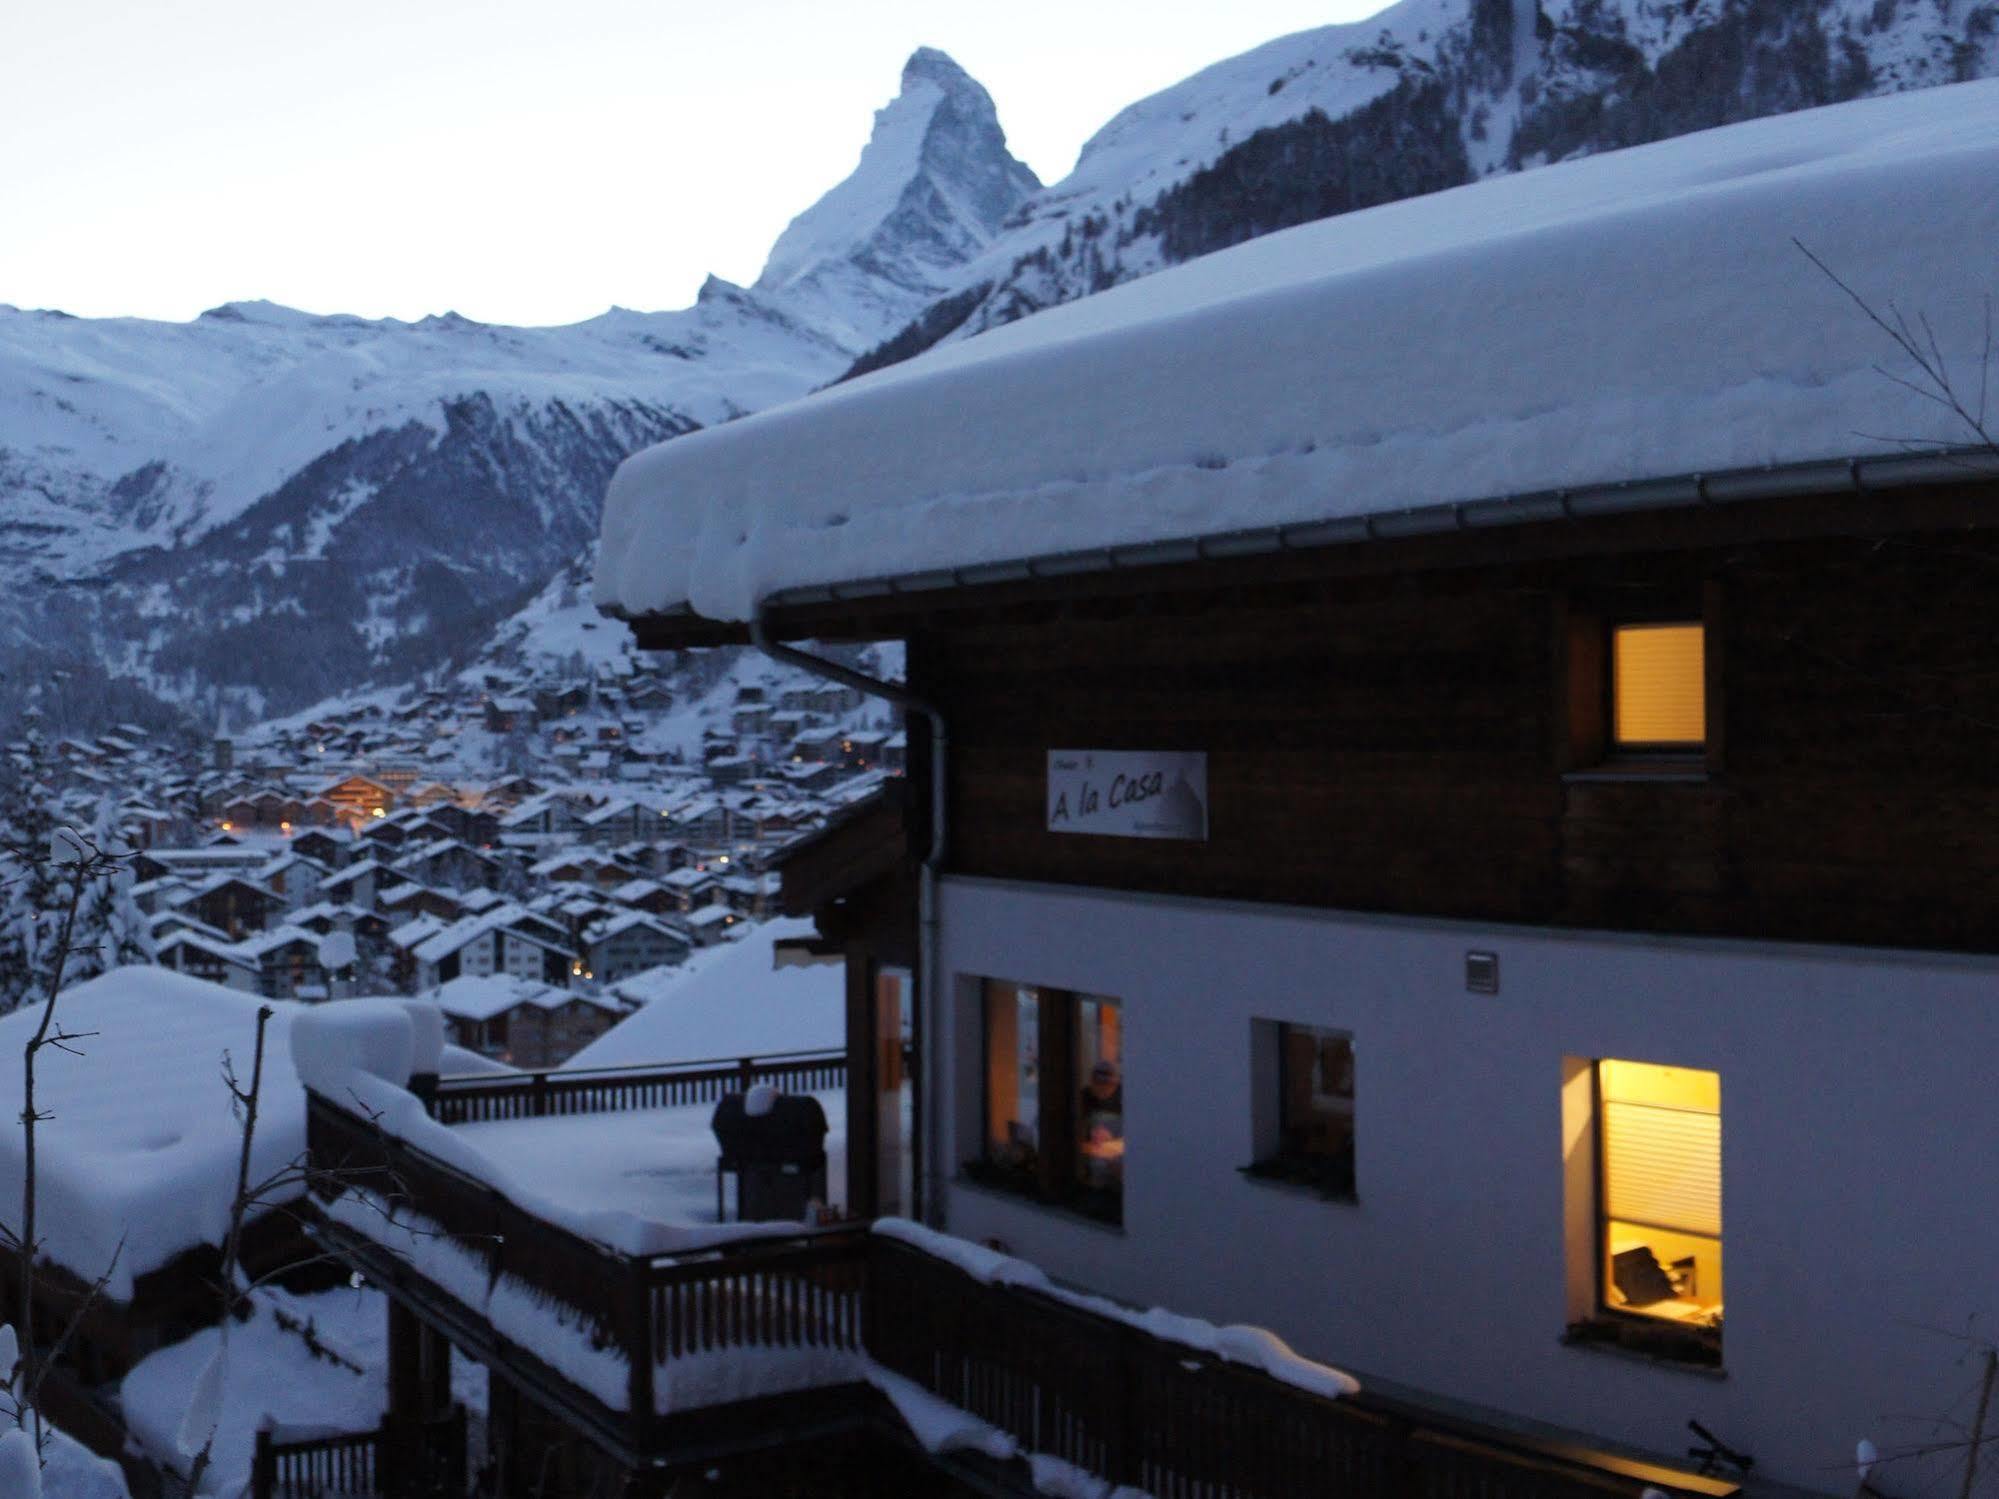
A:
602,444,1999,649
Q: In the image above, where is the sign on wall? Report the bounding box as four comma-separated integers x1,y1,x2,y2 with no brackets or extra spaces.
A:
1047,750,1208,841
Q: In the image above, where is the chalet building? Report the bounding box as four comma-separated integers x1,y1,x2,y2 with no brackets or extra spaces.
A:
422,801,500,847
587,88,1999,1497
608,877,678,917
379,881,467,925
485,695,537,733
673,903,743,947
154,931,260,992
259,850,326,910
395,836,500,891
236,926,329,1001
658,866,721,911
533,683,592,720
579,797,655,845
183,873,281,939
500,793,578,839
424,974,622,1067
411,906,576,991
316,772,395,825
579,910,691,983
291,826,351,868
319,857,401,910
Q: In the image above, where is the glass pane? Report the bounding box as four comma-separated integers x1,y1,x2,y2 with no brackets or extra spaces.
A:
877,966,913,1218
1277,1025,1356,1196
1074,995,1124,1202
983,981,1039,1175
1599,1060,1722,1324
1613,623,1706,746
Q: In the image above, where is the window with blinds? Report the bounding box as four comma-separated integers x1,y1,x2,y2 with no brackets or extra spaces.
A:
1598,1059,1723,1324
1612,623,1706,748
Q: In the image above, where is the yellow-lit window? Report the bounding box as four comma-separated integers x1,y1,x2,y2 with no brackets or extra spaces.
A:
1599,1059,1722,1329
1612,623,1705,748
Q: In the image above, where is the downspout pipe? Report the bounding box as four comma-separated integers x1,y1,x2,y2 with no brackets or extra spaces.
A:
750,607,948,1230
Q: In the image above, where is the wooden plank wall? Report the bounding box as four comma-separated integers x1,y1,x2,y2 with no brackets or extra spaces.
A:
910,527,1999,954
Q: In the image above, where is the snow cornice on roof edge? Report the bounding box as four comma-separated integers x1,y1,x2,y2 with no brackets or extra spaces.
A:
599,443,1999,629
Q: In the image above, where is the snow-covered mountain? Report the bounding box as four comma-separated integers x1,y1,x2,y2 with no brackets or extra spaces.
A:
755,47,1043,350
843,0,1999,368
0,49,1036,726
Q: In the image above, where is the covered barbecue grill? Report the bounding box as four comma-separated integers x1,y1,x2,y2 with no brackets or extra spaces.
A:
710,1085,829,1222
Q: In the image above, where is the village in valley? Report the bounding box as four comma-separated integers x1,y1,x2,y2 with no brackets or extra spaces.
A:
26,656,904,1069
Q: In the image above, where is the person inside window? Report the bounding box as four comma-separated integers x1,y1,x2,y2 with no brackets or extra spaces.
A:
1078,1059,1124,1188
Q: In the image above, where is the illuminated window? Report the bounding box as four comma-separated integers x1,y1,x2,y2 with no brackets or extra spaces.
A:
975,979,1123,1225
1612,623,1706,749
1598,1059,1722,1341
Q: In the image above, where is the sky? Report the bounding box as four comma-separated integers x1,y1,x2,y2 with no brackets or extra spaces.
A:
1,0,1392,328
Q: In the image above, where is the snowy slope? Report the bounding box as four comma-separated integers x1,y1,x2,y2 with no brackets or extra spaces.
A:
597,79,1999,622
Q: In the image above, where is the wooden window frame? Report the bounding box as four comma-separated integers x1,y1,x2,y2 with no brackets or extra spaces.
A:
970,979,1123,1227
1566,1059,1724,1369
1558,582,1724,778
1242,1021,1357,1202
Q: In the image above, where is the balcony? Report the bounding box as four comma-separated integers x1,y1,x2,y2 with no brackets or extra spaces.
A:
303,1046,1742,1499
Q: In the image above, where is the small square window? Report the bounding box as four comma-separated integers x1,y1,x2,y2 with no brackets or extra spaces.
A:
1245,1022,1355,1200
1563,595,1716,772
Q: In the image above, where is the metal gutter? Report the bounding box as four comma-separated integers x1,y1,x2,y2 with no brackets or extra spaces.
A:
700,444,1998,617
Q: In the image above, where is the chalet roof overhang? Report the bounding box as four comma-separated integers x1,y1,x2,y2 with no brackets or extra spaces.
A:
610,446,1999,651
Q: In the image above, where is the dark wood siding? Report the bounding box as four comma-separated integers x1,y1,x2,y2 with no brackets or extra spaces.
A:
911,524,1999,954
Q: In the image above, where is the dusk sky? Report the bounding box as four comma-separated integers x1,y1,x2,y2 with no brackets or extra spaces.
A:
2,1,1392,328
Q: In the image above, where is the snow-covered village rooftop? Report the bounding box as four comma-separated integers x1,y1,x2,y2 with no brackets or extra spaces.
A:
596,79,1999,624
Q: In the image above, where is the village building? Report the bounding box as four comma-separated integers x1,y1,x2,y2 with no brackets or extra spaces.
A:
578,909,691,983
410,905,577,990
422,974,622,1067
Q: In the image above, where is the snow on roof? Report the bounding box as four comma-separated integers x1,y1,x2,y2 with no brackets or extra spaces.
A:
0,968,305,1295
423,974,580,1022
597,80,1999,624
570,917,840,1068
585,910,688,946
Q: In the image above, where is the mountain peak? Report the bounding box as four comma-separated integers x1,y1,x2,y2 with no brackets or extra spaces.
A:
901,46,977,94
751,49,1040,349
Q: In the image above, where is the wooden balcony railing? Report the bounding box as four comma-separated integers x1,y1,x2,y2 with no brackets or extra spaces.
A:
427,1049,846,1124
251,1405,466,1498
307,1086,867,1463
307,1084,1738,1499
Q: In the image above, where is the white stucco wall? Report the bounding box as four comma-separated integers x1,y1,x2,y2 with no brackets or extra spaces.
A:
932,874,1999,1493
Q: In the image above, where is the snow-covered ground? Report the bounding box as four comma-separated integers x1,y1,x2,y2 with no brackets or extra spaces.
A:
119,1281,485,1497
453,1087,846,1229
5,1423,131,1499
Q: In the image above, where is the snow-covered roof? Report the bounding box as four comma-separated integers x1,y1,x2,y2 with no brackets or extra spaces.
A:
0,969,305,1295
596,81,1999,624
423,974,591,1022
